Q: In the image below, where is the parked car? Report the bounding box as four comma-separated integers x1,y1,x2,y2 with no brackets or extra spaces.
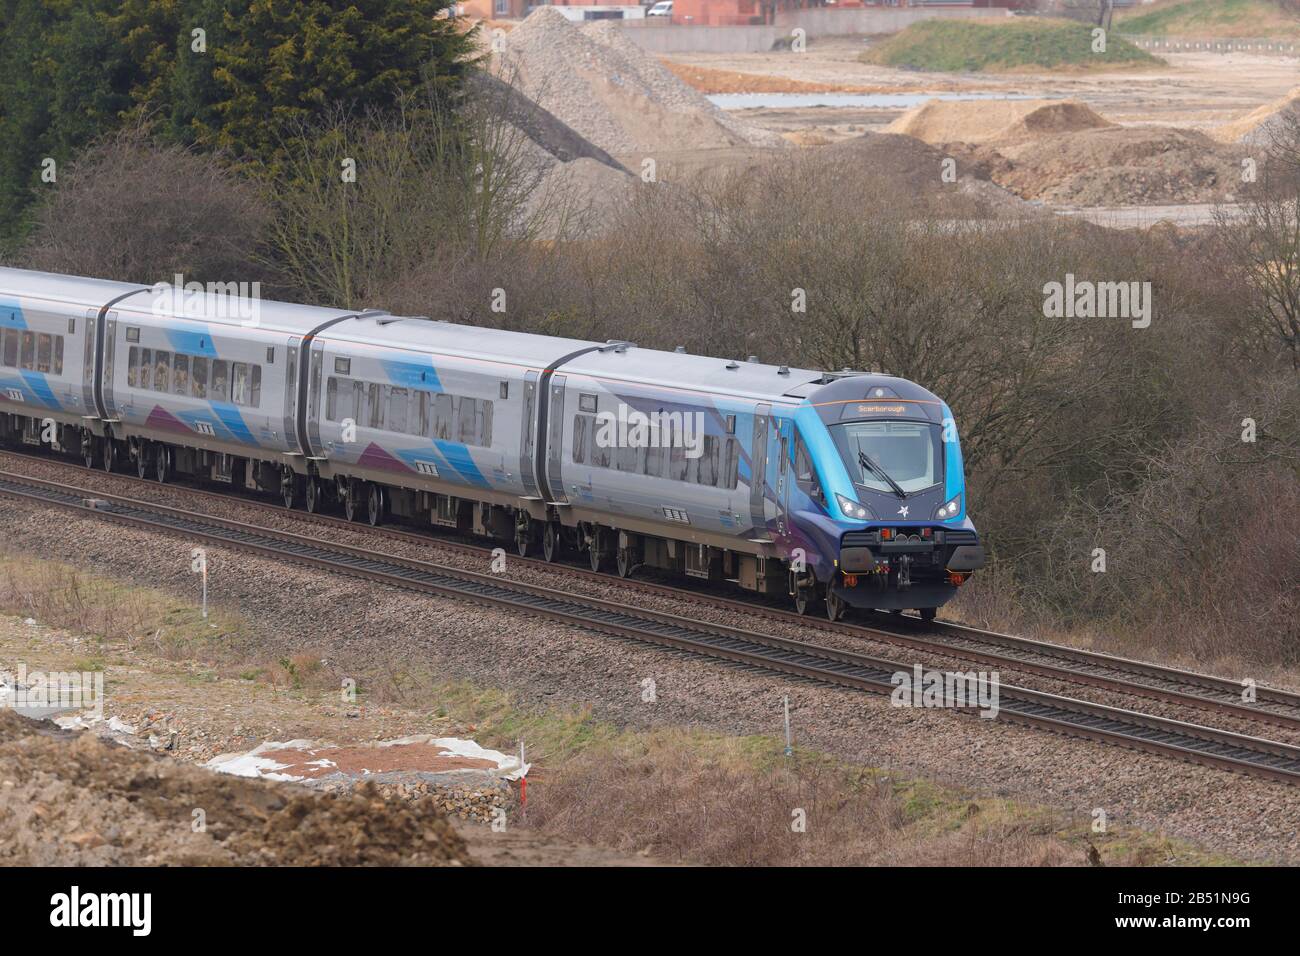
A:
646,1,672,17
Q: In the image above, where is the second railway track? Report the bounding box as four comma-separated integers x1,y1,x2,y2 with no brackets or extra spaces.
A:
3,467,1300,787
3,446,1299,734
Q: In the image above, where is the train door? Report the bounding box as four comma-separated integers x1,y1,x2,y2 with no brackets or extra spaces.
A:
749,404,771,538
100,311,119,420
284,339,299,451
775,417,792,537
519,370,540,498
545,374,567,504
82,309,97,415
306,343,323,458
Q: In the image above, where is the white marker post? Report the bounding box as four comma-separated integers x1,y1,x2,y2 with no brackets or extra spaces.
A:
783,695,793,757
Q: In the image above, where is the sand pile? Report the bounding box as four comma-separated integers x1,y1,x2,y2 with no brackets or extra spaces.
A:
521,157,637,240
1211,86,1300,146
496,8,782,156
0,710,472,865
956,126,1245,206
887,98,1114,146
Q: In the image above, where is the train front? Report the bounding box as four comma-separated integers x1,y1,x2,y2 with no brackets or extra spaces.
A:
793,374,986,617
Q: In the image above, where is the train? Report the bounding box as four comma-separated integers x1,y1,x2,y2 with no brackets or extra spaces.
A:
0,266,985,621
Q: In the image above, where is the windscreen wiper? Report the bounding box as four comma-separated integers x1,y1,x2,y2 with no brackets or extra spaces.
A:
858,450,907,500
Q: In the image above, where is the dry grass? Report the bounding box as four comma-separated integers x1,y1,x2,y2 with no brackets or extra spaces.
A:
659,61,882,95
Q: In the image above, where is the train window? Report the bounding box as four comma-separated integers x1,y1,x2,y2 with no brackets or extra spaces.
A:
1,329,17,367
697,435,720,487
414,392,430,436
481,401,493,446
499,381,508,400
68,318,76,335
794,435,813,483
572,414,589,464
127,347,140,387
579,394,597,413
154,352,171,392
387,387,408,434
350,381,364,423
724,438,740,490
210,360,229,402
231,363,251,406
138,349,152,390
457,397,478,444
20,331,35,370
725,415,736,435
173,355,190,395
591,427,611,468
432,393,453,439
126,327,140,343
249,366,261,408
366,383,381,428
36,334,52,374
191,357,209,398
668,444,687,482
644,442,665,479
325,377,339,421
266,347,275,364
334,357,350,375
53,337,64,376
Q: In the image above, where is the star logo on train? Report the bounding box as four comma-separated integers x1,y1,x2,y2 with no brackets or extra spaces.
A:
897,505,909,518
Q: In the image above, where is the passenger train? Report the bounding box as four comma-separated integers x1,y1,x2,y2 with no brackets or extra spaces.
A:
0,267,985,621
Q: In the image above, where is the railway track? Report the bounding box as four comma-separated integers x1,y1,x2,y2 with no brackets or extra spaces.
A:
3,446,1298,735
3,467,1300,786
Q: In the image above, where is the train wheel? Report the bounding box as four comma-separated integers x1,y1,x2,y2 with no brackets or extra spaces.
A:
542,523,560,563
919,607,937,624
305,477,322,514
135,443,150,480
343,480,359,522
793,587,816,616
588,528,604,572
154,445,170,483
102,440,117,474
825,589,846,622
281,468,297,509
615,546,635,579
81,433,96,470
514,519,534,558
366,483,384,527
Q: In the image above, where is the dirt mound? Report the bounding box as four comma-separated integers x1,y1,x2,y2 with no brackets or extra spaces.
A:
827,132,1043,219
960,126,1244,206
0,710,472,866
522,157,638,239
1211,86,1300,146
496,8,782,156
887,98,1114,145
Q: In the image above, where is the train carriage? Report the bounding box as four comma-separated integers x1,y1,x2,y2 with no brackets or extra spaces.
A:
0,266,985,620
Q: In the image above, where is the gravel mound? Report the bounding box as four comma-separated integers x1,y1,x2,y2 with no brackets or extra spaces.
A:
887,98,1115,146
497,8,782,156
522,156,638,239
0,710,471,865
1211,86,1300,146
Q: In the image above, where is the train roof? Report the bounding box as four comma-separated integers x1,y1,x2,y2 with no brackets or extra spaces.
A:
1,267,920,406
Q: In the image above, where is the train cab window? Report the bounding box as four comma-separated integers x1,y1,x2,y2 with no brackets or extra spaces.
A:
53,337,64,376
36,334,52,373
173,355,190,395
138,349,152,390
793,433,824,501
154,352,171,392
20,331,35,370
210,360,229,402
1,329,17,367
191,357,208,398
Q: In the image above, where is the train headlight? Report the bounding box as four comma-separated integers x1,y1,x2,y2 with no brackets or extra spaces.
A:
836,494,872,521
934,495,962,520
